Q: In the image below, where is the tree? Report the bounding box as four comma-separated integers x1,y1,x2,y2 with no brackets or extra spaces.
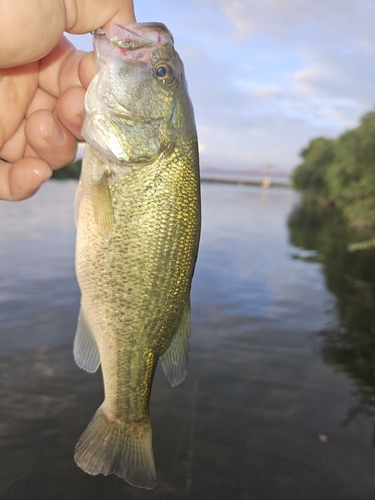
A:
326,111,375,229
292,137,335,200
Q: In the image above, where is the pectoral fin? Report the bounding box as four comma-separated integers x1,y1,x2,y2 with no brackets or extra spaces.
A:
91,173,114,235
160,300,191,387
74,180,83,227
74,306,100,373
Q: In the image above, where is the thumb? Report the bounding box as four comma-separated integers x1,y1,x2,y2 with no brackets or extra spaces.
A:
66,0,136,34
0,0,135,68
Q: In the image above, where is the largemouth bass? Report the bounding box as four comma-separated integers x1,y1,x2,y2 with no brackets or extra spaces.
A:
73,23,200,489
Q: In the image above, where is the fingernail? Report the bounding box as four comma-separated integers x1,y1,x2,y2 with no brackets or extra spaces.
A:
45,166,53,181
47,117,66,146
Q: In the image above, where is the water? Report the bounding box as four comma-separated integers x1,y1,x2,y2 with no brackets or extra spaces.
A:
0,181,375,500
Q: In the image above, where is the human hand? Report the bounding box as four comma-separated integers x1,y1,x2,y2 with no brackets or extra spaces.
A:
0,0,135,201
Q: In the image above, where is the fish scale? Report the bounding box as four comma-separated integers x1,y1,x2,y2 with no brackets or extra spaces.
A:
73,22,200,489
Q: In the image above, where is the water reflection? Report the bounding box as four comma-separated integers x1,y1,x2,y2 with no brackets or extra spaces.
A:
2,183,375,499
288,201,375,439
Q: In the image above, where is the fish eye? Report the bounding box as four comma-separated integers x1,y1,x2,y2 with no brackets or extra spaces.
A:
154,63,173,84
157,67,167,77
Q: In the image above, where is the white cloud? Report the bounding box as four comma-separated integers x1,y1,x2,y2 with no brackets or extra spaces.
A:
250,85,281,97
191,0,375,169
202,0,375,45
67,0,375,172
181,40,361,169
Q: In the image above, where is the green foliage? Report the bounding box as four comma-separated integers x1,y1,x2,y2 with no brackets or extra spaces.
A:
52,160,82,180
293,110,375,230
325,112,375,229
292,137,335,199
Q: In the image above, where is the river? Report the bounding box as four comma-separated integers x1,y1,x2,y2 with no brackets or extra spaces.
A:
0,181,374,500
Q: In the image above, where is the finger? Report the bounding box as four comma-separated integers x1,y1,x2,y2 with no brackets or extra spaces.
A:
66,0,136,33
38,36,77,98
25,110,78,169
39,39,96,98
0,1,136,68
26,87,56,118
0,1,66,67
0,157,52,201
0,63,38,146
1,87,56,163
58,47,97,94
102,1,137,28
78,51,96,90
0,120,26,163
55,87,86,140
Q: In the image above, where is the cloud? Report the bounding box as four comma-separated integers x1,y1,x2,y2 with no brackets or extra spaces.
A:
181,41,360,169
251,85,281,97
190,0,375,168
67,0,375,171
204,0,375,102
203,0,375,45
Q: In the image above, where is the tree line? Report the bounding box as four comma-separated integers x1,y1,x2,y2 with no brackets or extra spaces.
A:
292,110,375,231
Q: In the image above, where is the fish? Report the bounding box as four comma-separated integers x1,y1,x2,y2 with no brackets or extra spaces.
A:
73,22,201,489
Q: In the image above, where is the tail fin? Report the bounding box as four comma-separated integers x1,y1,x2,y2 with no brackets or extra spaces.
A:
74,405,156,489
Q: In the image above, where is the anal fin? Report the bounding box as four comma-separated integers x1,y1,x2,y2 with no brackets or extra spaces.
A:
160,300,191,387
74,305,100,373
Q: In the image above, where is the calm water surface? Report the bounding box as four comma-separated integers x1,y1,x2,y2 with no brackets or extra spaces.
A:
0,181,375,500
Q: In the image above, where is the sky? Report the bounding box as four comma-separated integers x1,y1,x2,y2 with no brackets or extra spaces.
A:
67,0,375,173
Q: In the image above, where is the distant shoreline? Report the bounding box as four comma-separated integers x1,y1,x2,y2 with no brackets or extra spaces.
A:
53,159,292,188
200,176,292,188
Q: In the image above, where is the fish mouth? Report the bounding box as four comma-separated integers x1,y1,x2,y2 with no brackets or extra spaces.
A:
100,22,174,49
94,23,174,64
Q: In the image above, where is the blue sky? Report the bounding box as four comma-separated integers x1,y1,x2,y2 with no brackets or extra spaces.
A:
67,0,375,172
